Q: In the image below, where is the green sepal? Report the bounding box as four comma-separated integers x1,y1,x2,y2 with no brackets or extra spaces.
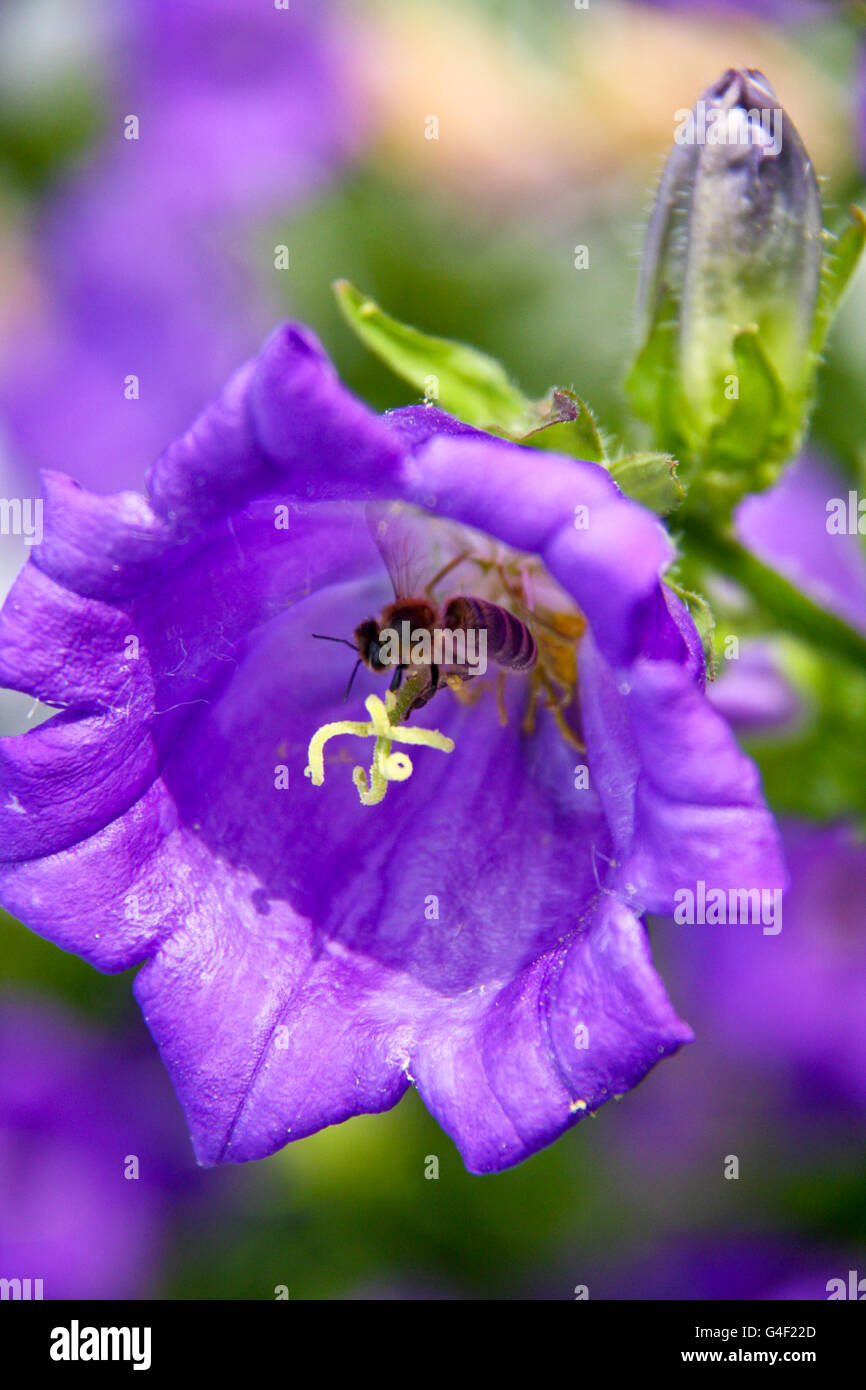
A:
609,451,684,515
624,290,681,458
518,389,607,463
811,206,866,358
664,577,717,676
698,329,803,507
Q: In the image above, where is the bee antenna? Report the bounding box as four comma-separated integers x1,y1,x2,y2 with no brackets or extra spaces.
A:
312,632,358,651
344,658,363,702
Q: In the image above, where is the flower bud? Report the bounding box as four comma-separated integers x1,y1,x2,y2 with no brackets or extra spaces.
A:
630,69,823,502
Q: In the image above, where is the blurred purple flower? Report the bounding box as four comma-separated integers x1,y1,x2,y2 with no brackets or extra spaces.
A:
0,994,192,1299
709,642,804,733
738,454,866,636
0,0,359,494
678,819,866,1110
0,324,784,1174
602,815,866,1187
636,0,825,20
588,1234,862,1301
121,0,357,216
709,453,866,731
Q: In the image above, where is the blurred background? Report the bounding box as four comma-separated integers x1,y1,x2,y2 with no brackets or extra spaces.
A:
0,0,865,1299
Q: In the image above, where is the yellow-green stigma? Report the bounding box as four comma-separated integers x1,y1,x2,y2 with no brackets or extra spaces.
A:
304,675,454,806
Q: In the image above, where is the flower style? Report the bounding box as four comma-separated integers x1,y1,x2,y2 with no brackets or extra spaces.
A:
0,324,785,1173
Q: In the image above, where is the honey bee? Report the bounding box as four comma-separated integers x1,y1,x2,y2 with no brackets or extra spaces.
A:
314,503,537,710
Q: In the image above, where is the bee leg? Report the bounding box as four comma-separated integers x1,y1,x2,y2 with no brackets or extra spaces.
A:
430,664,439,694
495,669,509,727
445,674,485,707
389,665,404,693
522,668,541,736
424,551,470,596
538,667,586,751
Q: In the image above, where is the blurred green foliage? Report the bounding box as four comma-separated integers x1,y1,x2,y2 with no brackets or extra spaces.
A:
0,83,103,193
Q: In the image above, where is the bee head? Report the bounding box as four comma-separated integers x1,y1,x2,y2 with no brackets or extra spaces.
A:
354,618,388,671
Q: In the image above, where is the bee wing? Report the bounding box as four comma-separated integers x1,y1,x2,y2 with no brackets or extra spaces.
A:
365,501,430,598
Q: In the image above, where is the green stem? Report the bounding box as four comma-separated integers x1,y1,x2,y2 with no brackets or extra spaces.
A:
678,516,866,673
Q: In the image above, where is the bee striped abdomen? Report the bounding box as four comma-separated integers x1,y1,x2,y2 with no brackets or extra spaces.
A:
444,596,537,672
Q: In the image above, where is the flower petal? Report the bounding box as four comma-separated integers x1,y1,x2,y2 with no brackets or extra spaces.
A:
578,631,787,914
390,420,680,668
149,325,406,528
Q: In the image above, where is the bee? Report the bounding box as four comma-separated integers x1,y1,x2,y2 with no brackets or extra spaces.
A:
314,504,537,710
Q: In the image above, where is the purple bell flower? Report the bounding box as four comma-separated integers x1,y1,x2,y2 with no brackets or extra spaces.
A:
0,325,785,1173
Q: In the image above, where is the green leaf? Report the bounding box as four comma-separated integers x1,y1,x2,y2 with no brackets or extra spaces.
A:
609,451,684,515
811,205,866,358
334,279,531,431
335,281,622,469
